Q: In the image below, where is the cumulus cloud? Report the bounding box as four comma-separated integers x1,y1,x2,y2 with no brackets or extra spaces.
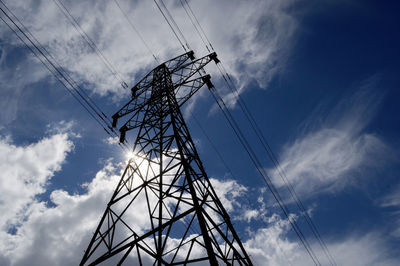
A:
0,160,121,266
0,0,299,101
0,129,75,266
268,78,388,197
104,136,119,145
210,178,247,212
0,143,398,265
0,144,254,265
0,132,73,233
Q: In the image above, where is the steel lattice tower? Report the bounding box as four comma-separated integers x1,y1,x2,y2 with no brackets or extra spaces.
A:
80,51,253,265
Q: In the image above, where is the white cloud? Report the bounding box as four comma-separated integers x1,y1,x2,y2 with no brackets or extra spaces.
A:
0,144,254,265
210,178,247,212
244,214,300,265
1,0,299,101
271,129,385,195
45,120,81,138
243,209,259,223
0,132,73,233
268,79,388,197
0,160,121,266
104,136,119,145
381,185,400,209
1,146,398,265
244,214,398,266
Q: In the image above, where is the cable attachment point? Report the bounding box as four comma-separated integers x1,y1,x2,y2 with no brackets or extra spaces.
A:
131,86,139,98
210,52,219,64
188,50,195,60
202,74,213,89
121,81,129,90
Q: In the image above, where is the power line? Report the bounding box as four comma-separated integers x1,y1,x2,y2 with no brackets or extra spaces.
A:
154,2,323,264
210,29,335,265
52,0,129,90
182,0,214,51
178,2,336,264
112,0,160,64
179,0,210,52
158,0,190,50
0,1,131,153
2,0,333,262
189,112,287,258
226,76,337,266
153,2,321,264
225,72,335,265
208,85,321,265
153,0,187,52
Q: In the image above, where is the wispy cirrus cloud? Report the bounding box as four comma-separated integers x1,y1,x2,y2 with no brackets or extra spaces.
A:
0,45,48,125
268,77,388,197
380,184,400,238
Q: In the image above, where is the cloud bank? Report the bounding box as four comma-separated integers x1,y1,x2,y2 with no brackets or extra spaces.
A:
0,132,396,265
0,0,298,102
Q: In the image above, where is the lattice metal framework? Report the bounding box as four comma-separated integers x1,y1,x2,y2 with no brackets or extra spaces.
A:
80,51,253,265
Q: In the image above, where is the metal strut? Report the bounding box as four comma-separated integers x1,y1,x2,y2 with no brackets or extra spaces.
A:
80,51,252,265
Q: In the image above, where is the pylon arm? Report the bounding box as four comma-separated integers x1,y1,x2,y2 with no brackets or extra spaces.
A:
117,74,213,141
130,50,195,98
169,53,217,86
111,52,218,129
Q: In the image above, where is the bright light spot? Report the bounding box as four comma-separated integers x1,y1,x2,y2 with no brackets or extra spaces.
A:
125,151,136,161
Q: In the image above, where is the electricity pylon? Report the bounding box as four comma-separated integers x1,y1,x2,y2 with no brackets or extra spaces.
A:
80,51,253,265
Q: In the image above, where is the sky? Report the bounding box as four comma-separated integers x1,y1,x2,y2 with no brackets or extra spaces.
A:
0,0,400,265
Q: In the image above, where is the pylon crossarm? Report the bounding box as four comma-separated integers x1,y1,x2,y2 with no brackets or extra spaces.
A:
112,52,216,129
169,52,217,85
136,52,195,90
163,50,195,72
111,50,194,125
117,75,212,138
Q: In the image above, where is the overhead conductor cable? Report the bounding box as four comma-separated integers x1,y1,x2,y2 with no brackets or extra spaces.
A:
179,2,336,265
0,1,131,152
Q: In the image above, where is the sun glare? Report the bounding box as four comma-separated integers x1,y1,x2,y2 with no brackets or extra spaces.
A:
125,151,136,161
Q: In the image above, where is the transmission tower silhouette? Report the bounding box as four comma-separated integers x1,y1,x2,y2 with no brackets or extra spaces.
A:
80,51,253,265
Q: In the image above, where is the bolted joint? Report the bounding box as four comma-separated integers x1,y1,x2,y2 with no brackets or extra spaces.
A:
209,52,220,64
188,50,195,60
131,86,139,98
202,75,214,89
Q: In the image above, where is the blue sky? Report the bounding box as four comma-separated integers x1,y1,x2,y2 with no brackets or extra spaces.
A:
0,0,399,265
